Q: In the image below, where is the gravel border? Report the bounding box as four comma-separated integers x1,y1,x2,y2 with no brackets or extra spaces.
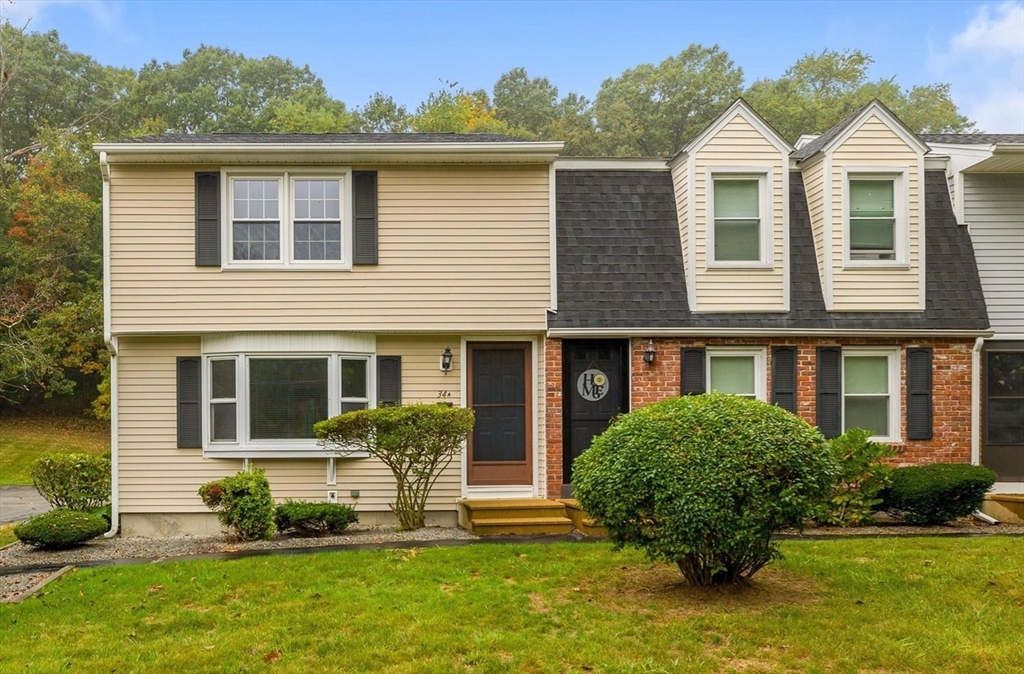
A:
0,566,73,603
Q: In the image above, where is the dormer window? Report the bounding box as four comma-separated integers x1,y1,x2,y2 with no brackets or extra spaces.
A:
707,170,772,268
843,169,908,267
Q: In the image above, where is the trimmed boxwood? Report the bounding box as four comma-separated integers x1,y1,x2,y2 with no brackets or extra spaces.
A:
573,394,836,585
879,463,997,525
14,510,108,549
199,468,276,541
275,500,359,537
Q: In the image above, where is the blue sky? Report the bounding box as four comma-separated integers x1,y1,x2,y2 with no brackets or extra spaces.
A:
5,0,1024,131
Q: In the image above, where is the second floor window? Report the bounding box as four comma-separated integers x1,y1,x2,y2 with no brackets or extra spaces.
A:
228,173,348,268
710,175,769,265
848,179,896,261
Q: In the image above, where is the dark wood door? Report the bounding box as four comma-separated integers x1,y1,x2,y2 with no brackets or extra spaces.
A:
563,340,629,495
468,343,532,485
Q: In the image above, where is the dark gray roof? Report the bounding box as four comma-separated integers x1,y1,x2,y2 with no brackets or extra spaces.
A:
791,104,868,161
550,170,989,332
118,132,532,144
921,133,1024,146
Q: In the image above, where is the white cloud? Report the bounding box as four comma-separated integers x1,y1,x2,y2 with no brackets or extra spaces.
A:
1,1,118,32
931,2,1024,132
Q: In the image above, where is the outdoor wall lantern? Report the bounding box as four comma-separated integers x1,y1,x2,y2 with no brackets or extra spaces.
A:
440,347,454,373
642,340,657,366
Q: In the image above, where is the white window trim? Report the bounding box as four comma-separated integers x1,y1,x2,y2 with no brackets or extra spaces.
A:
706,346,767,401
842,167,910,269
221,167,353,271
842,347,902,443
706,167,773,269
202,351,375,458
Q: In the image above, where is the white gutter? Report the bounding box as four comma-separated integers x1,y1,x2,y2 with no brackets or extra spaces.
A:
971,336,985,466
99,151,118,538
547,327,995,339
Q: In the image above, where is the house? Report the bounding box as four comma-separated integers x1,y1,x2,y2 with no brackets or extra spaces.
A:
96,101,1000,537
920,133,1023,519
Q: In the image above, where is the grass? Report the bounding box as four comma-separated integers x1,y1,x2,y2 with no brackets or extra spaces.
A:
0,523,15,547
1,537,1022,673
0,416,109,485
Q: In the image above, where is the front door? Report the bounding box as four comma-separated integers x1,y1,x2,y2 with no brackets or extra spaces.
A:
467,342,533,486
563,340,629,496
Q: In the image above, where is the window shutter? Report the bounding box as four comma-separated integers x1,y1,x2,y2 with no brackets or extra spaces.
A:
377,356,401,407
194,172,221,266
816,347,842,439
680,348,706,395
772,346,798,413
353,171,378,265
177,357,202,448
907,348,933,440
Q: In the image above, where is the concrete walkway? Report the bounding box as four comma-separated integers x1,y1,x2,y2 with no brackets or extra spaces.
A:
0,486,50,524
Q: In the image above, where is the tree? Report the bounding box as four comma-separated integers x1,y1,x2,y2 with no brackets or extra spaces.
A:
316,404,475,530
594,45,744,157
745,49,973,142
355,92,412,133
412,83,518,134
493,67,558,133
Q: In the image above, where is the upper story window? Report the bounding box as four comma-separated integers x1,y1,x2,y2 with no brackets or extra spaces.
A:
225,171,351,269
706,347,766,401
707,170,772,268
844,171,908,267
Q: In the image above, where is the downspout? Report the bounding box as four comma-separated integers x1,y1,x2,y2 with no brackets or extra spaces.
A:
100,152,119,538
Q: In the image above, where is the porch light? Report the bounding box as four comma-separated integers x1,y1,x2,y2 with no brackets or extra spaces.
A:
643,340,657,366
440,347,454,373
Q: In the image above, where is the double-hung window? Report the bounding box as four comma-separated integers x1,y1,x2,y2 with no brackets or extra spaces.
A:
845,171,907,265
708,171,771,266
707,348,766,401
842,348,899,440
205,352,372,457
226,171,350,269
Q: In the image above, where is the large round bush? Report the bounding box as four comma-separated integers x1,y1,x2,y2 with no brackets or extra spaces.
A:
573,394,836,585
14,510,108,549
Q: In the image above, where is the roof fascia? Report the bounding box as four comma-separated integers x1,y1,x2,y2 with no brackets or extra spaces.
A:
811,101,930,161
671,99,795,167
548,327,993,339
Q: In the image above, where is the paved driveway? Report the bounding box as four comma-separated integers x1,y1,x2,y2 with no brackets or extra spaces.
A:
0,486,50,524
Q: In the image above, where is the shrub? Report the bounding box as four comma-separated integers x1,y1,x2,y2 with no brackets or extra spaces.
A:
14,510,108,549
275,500,359,537
573,394,836,586
879,463,997,525
813,428,897,526
316,404,475,530
31,453,111,511
198,469,276,541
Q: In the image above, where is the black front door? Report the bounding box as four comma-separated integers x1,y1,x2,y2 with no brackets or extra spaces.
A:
563,340,629,496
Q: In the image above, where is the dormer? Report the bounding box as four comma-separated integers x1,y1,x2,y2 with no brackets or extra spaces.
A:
669,99,793,313
794,101,929,311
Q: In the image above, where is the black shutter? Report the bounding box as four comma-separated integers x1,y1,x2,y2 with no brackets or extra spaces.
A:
194,172,221,266
816,347,842,439
772,346,798,413
907,348,933,440
353,171,378,265
377,356,402,407
680,348,706,395
177,357,202,448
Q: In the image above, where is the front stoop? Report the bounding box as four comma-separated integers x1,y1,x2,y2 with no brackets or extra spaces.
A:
981,495,1024,525
457,498,574,536
558,499,607,538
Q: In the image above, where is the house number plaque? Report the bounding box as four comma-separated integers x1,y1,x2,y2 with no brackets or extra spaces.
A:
577,369,609,402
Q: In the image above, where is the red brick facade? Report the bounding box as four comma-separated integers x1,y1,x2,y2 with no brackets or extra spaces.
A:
545,336,975,497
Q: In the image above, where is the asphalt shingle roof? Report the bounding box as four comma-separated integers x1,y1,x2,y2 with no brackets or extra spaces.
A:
118,132,532,144
550,170,989,332
920,133,1024,146
791,105,868,161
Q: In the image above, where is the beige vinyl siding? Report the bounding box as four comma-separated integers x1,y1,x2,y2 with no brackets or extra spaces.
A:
802,160,828,290
117,336,244,514
830,115,922,311
671,160,690,288
691,115,786,311
964,173,1024,337
109,164,551,334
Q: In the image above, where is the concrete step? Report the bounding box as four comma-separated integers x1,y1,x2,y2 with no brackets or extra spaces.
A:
558,498,607,538
469,516,574,536
458,498,568,520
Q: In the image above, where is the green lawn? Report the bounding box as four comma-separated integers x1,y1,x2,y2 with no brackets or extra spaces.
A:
1,538,1021,673
0,523,15,547
0,416,109,485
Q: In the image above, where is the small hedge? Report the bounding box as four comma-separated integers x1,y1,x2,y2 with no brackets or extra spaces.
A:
199,469,276,541
275,500,358,537
31,453,111,511
14,510,108,549
879,463,997,525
